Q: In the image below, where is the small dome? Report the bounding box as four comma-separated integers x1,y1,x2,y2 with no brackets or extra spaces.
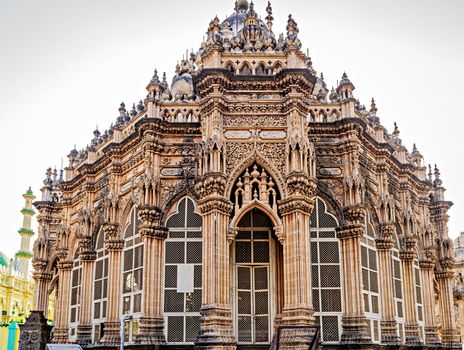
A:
236,0,249,12
0,251,8,268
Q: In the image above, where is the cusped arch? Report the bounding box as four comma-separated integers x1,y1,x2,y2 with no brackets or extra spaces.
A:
161,186,199,224
225,151,287,199
230,203,284,243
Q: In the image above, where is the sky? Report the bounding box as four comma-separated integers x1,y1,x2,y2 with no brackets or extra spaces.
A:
0,0,463,259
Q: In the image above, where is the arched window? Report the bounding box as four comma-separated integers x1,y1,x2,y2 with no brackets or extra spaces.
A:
310,197,342,343
361,212,380,343
255,63,266,75
122,207,143,343
392,234,405,341
69,249,81,341
240,63,252,75
92,227,108,343
414,259,424,340
164,197,203,344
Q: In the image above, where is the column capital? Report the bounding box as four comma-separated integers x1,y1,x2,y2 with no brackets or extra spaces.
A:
419,259,435,270
343,205,366,224
336,224,364,240
140,226,168,240
104,238,125,252
399,235,417,260
138,205,163,225
375,238,394,251
399,251,417,261
197,195,233,215
57,260,73,271
380,222,396,238
286,172,317,197
195,172,228,199
32,271,53,282
278,196,314,216
103,222,119,239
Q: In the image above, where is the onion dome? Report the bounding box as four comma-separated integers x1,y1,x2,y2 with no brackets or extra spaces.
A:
367,98,380,124
130,103,137,118
329,87,338,102
235,0,249,12
0,251,8,268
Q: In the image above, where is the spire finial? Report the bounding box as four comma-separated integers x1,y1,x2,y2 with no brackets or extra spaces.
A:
428,164,433,182
370,98,377,114
433,164,443,187
393,122,400,137
265,1,274,32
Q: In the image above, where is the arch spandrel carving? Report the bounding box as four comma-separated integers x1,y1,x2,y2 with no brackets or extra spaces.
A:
224,149,287,199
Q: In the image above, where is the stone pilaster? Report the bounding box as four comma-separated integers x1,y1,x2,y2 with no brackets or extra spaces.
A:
336,205,371,346
100,223,124,345
195,174,235,350
278,192,315,350
76,239,96,345
436,258,461,349
135,205,168,345
399,236,422,346
52,259,73,343
418,254,441,347
375,223,400,345
31,259,52,314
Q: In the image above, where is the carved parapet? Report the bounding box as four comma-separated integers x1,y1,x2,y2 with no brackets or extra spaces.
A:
278,196,314,216
197,195,233,215
336,224,364,240
195,173,227,199
286,173,316,197
343,205,366,224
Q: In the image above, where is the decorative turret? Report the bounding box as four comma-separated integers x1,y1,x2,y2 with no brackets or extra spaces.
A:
368,98,380,124
15,187,36,277
337,72,356,118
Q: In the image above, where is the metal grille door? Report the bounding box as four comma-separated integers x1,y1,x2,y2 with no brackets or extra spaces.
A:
235,210,272,345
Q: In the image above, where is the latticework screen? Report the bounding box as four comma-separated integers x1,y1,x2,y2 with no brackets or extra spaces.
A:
310,197,342,343
164,197,202,343
92,227,108,343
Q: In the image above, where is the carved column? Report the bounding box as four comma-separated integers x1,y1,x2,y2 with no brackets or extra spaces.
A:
32,260,52,315
419,252,441,347
195,174,235,350
136,206,168,344
375,223,400,345
437,258,461,348
336,205,371,346
399,236,422,346
100,223,124,345
278,189,315,349
76,240,96,345
52,259,73,343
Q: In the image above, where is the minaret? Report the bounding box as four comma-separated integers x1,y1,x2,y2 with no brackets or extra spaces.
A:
15,187,36,277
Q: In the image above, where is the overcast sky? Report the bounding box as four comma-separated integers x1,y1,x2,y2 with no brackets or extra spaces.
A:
0,0,463,259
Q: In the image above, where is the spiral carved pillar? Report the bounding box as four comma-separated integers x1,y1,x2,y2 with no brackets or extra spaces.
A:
136,205,168,345
375,223,400,345
336,205,371,346
100,223,124,345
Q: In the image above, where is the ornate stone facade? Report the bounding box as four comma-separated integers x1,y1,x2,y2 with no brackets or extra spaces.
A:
29,1,461,349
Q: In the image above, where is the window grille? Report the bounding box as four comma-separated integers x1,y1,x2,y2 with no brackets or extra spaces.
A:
69,249,81,341
414,262,424,338
392,233,405,336
92,228,108,344
310,197,342,343
164,197,202,344
361,212,380,343
122,207,143,343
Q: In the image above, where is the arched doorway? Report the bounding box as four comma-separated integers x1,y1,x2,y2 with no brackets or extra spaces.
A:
231,208,283,346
